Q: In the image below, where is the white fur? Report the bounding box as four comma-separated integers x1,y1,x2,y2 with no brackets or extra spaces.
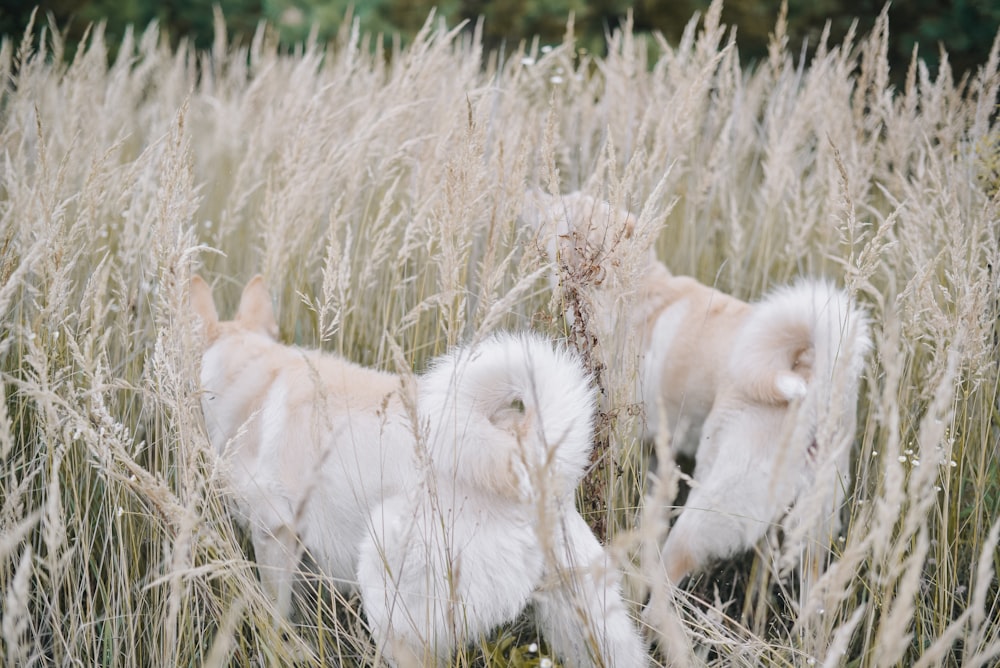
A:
192,277,646,667
775,372,809,401
659,279,870,582
419,332,595,500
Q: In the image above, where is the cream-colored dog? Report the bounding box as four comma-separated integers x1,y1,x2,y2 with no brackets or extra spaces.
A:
650,276,870,583
191,275,647,667
523,192,871,585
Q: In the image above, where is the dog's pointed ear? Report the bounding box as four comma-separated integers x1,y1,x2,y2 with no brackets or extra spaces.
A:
190,275,219,340
236,275,278,339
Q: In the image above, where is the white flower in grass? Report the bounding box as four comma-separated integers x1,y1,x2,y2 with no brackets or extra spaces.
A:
280,7,305,27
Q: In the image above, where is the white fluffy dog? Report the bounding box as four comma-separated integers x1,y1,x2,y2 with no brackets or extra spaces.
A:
651,277,870,583
523,192,871,585
190,275,647,667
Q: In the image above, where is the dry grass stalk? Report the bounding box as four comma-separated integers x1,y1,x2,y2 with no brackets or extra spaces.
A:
1,4,998,666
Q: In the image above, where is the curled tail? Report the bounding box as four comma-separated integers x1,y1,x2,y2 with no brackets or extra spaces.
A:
420,332,596,499
730,278,871,409
736,279,872,583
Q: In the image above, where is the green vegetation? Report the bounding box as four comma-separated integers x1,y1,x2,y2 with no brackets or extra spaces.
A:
1,1,998,665
4,1,998,82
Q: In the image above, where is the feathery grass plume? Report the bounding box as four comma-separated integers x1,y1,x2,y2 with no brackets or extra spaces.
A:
2,2,999,665
2,546,33,666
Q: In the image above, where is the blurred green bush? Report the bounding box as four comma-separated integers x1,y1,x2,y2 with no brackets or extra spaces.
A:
3,1,997,86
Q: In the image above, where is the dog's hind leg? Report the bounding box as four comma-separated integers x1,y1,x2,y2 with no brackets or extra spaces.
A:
533,509,648,668
358,494,462,667
360,490,545,667
251,521,302,623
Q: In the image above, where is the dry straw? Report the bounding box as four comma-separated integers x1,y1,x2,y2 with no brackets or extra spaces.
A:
1,0,998,665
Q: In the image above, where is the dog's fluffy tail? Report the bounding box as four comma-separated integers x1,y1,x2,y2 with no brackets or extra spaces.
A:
730,278,871,408
420,332,596,500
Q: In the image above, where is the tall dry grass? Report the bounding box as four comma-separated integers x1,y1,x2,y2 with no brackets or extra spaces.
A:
1,1,998,665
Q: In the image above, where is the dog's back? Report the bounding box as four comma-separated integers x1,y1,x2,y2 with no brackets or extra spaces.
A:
640,271,752,454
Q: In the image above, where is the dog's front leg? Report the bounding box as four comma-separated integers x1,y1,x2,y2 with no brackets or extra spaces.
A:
533,509,648,668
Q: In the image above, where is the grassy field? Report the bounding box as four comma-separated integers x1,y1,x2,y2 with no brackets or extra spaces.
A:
1,1,998,665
